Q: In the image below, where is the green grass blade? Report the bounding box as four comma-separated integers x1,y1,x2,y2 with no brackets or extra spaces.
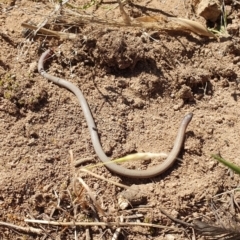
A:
212,154,240,175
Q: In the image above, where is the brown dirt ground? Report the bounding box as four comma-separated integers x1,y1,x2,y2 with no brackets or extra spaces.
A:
1,0,240,239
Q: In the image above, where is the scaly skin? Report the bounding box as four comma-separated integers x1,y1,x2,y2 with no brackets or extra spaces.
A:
38,49,193,178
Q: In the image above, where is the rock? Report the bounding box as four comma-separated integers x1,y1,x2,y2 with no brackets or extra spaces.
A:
118,184,150,209
195,0,222,22
28,61,37,73
176,85,193,101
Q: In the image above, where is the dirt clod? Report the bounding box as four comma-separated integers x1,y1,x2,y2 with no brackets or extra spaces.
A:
195,0,222,22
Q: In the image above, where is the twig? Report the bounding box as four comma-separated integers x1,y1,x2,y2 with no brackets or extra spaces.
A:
77,177,106,217
232,194,240,211
75,157,95,167
159,208,193,227
0,32,16,46
33,0,70,36
0,221,43,235
79,168,130,189
112,215,123,240
117,0,131,25
24,219,180,231
170,17,216,38
123,214,144,219
112,227,122,240
212,188,240,200
21,22,76,39
233,0,240,4
58,8,217,38
160,207,240,237
85,228,91,240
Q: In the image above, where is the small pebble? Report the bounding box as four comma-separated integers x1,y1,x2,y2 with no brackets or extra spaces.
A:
93,183,99,190
206,128,213,134
166,234,175,240
208,161,217,170
215,117,223,124
28,61,37,73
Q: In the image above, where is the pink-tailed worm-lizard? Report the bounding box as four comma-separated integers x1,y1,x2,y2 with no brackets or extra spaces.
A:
38,49,193,178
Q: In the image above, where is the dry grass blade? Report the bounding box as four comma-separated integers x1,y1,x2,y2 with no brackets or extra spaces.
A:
76,177,106,217
74,157,95,167
33,0,70,35
135,15,216,37
117,0,131,25
24,219,181,232
21,22,77,39
204,188,240,239
193,220,240,239
22,1,217,40
21,2,217,43
57,8,145,28
79,168,129,189
169,17,216,38
0,221,42,234
56,8,217,38
160,206,240,239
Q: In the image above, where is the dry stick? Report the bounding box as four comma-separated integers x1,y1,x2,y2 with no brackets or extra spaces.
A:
160,208,235,237
117,0,131,25
210,199,223,228
122,214,144,219
159,208,197,239
105,0,127,16
230,192,235,215
21,23,76,39
77,177,106,217
33,0,70,36
85,228,91,240
75,157,95,167
77,177,97,204
112,228,121,240
69,149,75,174
169,17,216,38
61,8,133,27
212,188,240,200
70,152,104,238
0,32,16,46
232,192,240,211
112,215,123,240
79,168,130,189
50,190,77,222
0,221,42,235
24,219,180,231
191,228,197,240
59,8,216,38
69,150,77,192
159,208,193,227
